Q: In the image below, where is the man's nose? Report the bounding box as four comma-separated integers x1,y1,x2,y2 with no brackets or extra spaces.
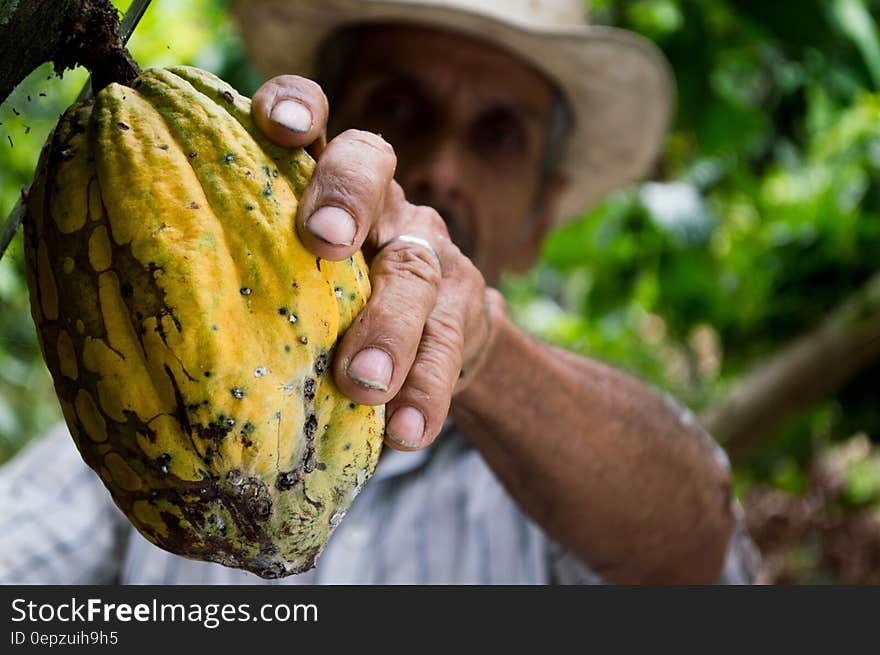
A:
399,139,466,206
398,141,476,256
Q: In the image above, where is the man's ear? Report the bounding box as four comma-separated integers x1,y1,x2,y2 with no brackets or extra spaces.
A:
510,175,568,273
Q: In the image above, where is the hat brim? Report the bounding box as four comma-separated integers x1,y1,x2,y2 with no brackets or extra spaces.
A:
233,0,675,222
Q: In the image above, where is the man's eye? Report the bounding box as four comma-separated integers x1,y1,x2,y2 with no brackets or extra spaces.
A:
472,112,527,157
377,94,413,121
362,84,422,134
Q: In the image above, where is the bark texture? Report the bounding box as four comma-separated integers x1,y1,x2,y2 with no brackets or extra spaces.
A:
0,0,137,105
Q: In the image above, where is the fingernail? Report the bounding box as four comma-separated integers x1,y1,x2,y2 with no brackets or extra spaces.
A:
387,407,425,448
307,206,356,246
270,99,312,133
347,348,393,391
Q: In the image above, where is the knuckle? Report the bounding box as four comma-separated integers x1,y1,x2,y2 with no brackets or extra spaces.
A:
377,242,443,288
411,204,450,239
366,300,424,341
424,311,466,361
319,165,376,204
270,74,320,97
338,129,397,163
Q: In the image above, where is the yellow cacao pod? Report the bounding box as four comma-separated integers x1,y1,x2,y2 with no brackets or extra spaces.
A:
23,66,384,578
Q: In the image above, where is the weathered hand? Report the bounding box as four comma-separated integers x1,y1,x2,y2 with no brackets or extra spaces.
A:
252,75,498,450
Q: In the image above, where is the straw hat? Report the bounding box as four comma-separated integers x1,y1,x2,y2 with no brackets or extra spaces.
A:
232,0,675,221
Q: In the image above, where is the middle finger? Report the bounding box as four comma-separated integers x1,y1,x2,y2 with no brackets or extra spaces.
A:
296,129,397,260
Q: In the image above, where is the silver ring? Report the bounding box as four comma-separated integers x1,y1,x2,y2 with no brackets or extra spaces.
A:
378,234,442,270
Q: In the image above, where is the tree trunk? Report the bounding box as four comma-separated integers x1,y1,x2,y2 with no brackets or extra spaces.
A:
0,0,137,105
702,270,880,463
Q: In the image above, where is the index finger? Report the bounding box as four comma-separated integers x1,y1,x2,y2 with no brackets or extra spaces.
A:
251,75,329,151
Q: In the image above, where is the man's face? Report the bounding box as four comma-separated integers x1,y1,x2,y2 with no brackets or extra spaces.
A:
327,25,564,285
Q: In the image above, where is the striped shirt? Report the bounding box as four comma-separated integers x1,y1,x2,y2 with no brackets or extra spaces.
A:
0,422,758,584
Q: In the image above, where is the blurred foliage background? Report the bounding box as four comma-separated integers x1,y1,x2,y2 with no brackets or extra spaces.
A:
2,0,880,583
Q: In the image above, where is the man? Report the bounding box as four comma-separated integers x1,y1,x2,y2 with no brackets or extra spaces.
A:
0,0,757,584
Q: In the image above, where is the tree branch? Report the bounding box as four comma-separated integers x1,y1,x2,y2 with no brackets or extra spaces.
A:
701,270,880,463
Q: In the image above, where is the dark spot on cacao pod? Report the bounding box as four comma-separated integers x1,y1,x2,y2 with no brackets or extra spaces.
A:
186,402,199,412
278,307,287,315
211,325,218,331
231,387,246,399
189,201,199,209
225,153,235,163
117,122,130,130
276,470,299,490
316,462,327,471
315,257,322,271
263,183,272,197
239,287,251,296
314,352,328,376
226,418,235,427
245,203,255,211
204,371,211,378
188,151,198,158
222,90,234,103
258,562,287,579
349,293,356,301
272,169,279,178
241,477,272,518
349,402,356,410
226,469,242,484
343,443,351,451
284,345,291,353
242,421,255,435
300,336,308,345
304,413,318,440
158,144,169,150
303,378,315,402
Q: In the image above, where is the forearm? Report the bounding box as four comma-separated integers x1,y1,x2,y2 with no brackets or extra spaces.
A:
451,299,735,584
